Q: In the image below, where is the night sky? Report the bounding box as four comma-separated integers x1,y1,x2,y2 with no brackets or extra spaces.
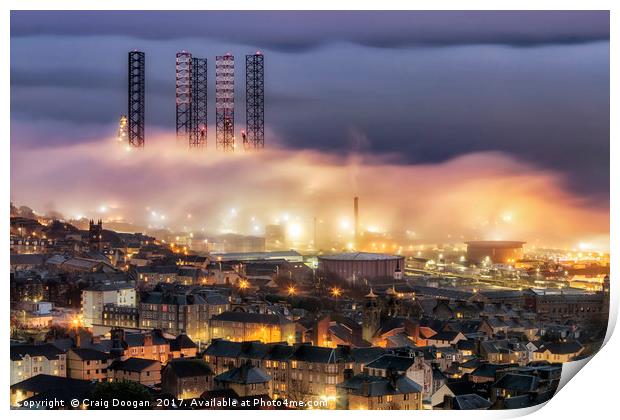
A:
9,11,610,248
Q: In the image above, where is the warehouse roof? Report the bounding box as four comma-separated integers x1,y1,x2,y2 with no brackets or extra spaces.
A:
319,252,402,261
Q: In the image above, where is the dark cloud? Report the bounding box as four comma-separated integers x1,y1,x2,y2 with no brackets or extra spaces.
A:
11,11,609,52
11,67,169,93
9,11,610,205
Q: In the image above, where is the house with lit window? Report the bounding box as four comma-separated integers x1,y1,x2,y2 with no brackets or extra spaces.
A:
66,348,111,381
532,340,584,363
162,358,213,399
213,361,272,398
108,357,161,386
10,374,94,408
337,370,423,410
10,343,66,385
208,311,295,344
138,287,212,341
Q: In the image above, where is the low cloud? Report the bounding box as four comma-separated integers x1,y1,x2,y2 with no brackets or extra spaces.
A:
10,131,609,251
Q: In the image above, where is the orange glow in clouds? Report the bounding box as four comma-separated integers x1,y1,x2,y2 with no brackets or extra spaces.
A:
10,132,609,250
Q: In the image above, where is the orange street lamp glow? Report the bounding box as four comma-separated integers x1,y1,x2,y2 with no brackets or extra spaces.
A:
331,287,342,298
288,286,296,295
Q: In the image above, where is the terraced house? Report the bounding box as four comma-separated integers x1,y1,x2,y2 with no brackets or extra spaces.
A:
10,343,66,385
204,339,398,406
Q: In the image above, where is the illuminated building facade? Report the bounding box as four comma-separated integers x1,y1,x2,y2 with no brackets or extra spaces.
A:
81,283,135,328
138,290,211,342
204,339,379,405
209,311,295,344
10,344,66,385
337,372,423,410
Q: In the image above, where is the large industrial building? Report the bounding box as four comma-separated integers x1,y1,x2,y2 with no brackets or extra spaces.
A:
318,252,404,283
465,240,526,264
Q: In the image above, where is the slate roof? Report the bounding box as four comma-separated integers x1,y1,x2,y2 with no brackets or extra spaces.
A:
84,282,133,292
214,364,271,384
170,334,198,352
109,357,159,373
483,317,508,329
204,340,244,358
292,345,349,364
457,340,476,351
338,373,422,396
10,343,64,361
141,291,206,306
428,331,462,342
203,293,229,305
11,374,94,400
460,358,481,369
350,347,387,364
493,373,540,393
211,311,292,325
445,380,477,396
536,340,583,355
69,348,110,361
263,344,296,361
481,339,527,355
376,317,407,336
366,355,416,372
453,394,492,410
385,333,416,348
123,331,168,347
166,359,212,378
224,342,265,360
204,339,386,366
471,363,518,379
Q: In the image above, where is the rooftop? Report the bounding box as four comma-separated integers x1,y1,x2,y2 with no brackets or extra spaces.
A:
319,252,402,261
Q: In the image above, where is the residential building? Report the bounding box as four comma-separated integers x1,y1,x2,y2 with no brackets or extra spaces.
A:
10,344,66,385
209,311,295,344
108,357,161,386
138,287,214,341
337,371,423,410
213,361,272,398
81,282,135,327
66,348,111,381
161,358,213,399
